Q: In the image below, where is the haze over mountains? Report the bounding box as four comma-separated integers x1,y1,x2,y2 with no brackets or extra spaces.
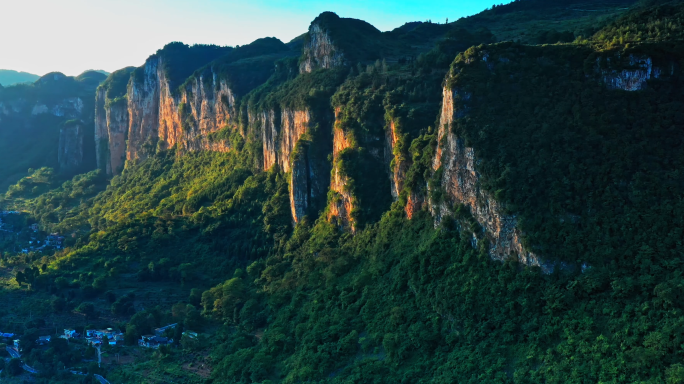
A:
0,0,683,383
0,69,40,86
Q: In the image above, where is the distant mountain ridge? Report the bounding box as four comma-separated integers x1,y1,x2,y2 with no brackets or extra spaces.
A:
0,69,40,86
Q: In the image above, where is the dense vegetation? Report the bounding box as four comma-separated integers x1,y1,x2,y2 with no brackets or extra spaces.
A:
2,1,684,383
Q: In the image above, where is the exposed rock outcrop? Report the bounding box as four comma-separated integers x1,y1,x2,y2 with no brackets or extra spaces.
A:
124,57,235,165
95,88,130,175
300,23,344,73
384,118,426,219
601,55,662,91
254,107,325,223
432,85,548,271
58,121,84,174
328,109,355,229
127,60,161,162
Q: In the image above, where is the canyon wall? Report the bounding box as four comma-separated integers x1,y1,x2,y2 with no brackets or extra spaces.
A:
255,107,330,223
97,57,237,174
384,118,426,219
95,88,129,175
328,108,355,229
432,85,547,270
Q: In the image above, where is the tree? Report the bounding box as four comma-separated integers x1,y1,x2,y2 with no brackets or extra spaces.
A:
124,324,138,346
51,296,66,313
15,271,25,286
92,276,107,290
55,276,69,289
6,358,23,376
189,288,202,307
76,302,96,318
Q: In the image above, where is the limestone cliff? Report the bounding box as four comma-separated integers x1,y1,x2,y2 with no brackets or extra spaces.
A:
432,85,547,271
384,118,426,219
124,56,236,165
328,108,355,229
127,60,161,163
58,120,84,174
600,54,664,91
95,86,130,175
254,107,329,223
300,23,344,73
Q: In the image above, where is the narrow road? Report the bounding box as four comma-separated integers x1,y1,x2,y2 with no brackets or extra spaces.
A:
5,346,39,374
94,374,111,384
6,346,20,358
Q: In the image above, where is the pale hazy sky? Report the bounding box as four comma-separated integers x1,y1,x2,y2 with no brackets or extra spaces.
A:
0,0,508,76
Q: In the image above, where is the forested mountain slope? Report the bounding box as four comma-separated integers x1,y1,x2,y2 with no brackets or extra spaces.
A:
1,1,684,383
0,71,106,192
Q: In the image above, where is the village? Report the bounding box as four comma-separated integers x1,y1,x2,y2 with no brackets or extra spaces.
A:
1,321,200,381
0,210,66,254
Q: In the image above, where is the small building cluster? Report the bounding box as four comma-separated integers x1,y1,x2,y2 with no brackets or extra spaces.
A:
21,232,65,254
85,328,124,346
36,335,51,346
61,329,80,339
45,233,65,249
138,323,178,349
138,335,172,348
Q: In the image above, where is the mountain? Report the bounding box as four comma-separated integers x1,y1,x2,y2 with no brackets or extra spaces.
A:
0,70,106,191
0,69,40,86
2,0,684,383
83,69,111,77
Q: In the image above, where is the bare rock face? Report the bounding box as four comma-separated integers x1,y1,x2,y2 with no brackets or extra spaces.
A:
385,119,405,200
300,23,344,73
95,88,130,175
280,110,310,172
127,59,160,163
328,110,355,229
601,55,662,91
253,108,319,223
384,118,426,219
260,110,278,170
432,85,547,270
105,102,130,174
124,57,235,167
58,121,84,174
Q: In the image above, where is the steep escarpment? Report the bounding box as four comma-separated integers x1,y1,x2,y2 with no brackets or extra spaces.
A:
253,105,333,223
328,108,355,228
109,40,291,169
434,38,683,269
253,107,318,222
95,67,135,174
432,83,544,269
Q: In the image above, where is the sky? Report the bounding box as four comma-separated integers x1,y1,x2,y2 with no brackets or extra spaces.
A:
0,0,509,77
